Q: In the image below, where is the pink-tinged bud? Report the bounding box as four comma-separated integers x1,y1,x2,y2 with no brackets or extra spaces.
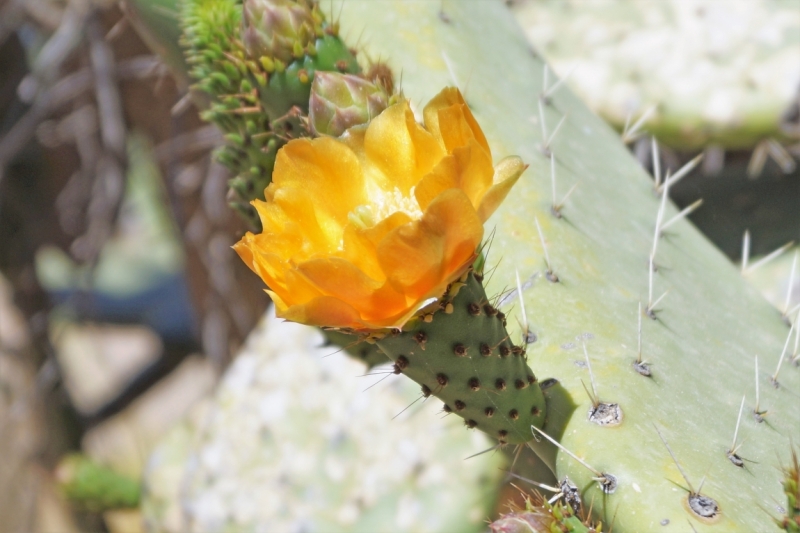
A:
308,71,392,136
242,0,318,64
489,512,551,533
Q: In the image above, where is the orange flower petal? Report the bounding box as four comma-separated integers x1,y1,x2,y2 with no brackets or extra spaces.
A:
272,137,366,245
297,257,383,304
297,257,412,325
362,100,445,195
415,139,494,212
423,87,489,155
280,295,364,329
377,188,483,301
341,212,413,282
477,156,527,222
233,233,258,274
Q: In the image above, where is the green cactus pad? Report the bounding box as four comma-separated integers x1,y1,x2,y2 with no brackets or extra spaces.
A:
373,270,546,445
333,1,800,531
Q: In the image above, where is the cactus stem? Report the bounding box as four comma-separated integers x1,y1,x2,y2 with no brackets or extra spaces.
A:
790,318,800,365
784,252,798,318
660,198,704,234
727,395,747,467
529,425,617,494
534,217,558,283
621,105,656,144
770,319,797,388
657,153,704,193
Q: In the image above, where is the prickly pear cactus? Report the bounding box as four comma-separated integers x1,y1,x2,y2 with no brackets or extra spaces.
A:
137,0,800,530
328,1,800,531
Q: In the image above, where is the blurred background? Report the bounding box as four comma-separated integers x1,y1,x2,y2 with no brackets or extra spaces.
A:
0,0,797,531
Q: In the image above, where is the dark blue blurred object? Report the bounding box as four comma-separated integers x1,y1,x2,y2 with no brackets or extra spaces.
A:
49,272,197,343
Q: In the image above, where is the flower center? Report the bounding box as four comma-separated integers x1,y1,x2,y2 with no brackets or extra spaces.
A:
347,185,422,230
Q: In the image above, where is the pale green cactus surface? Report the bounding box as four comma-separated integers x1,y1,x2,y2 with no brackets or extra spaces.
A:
329,0,799,531
142,311,503,532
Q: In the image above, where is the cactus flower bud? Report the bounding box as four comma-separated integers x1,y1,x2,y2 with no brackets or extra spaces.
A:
488,513,549,533
308,72,392,137
242,0,318,64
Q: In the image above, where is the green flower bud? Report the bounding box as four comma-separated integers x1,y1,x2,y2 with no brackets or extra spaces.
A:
242,0,319,64
308,72,392,137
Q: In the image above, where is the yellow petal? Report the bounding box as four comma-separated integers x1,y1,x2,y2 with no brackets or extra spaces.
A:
377,188,483,301
272,137,366,246
280,295,364,329
341,212,413,282
297,258,414,325
478,156,527,222
297,257,383,305
415,139,494,212
233,233,258,273
423,87,489,155
362,100,444,195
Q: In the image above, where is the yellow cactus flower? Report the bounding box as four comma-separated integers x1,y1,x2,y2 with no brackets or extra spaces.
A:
234,87,526,330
